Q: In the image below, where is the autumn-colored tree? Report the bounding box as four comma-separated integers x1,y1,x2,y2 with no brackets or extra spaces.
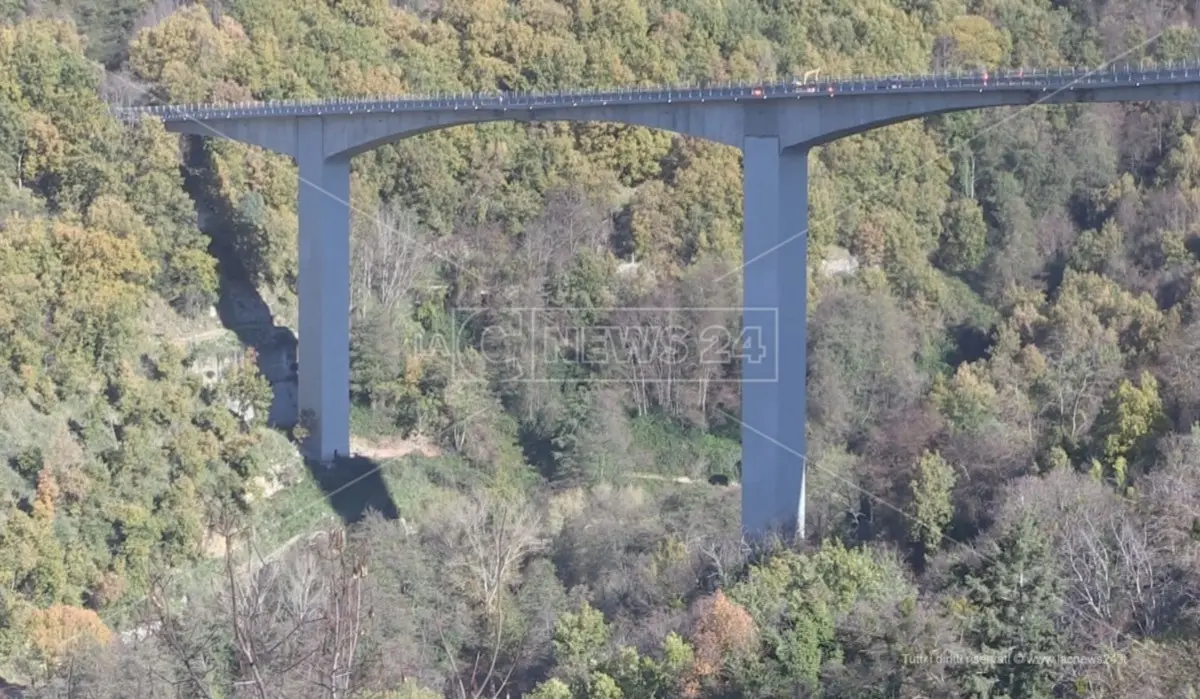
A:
934,15,1013,69
687,589,757,688
25,605,112,677
32,469,57,522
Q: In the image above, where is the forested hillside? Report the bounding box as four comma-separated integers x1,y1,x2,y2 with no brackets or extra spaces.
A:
4,0,1200,696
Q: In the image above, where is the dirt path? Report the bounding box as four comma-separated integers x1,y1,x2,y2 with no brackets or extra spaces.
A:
627,472,740,487
171,327,230,346
351,434,441,460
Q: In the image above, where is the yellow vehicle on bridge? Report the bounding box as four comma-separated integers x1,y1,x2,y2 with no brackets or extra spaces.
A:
792,68,821,92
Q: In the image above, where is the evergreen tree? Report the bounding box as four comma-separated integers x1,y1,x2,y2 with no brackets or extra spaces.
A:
906,449,956,568
960,515,1065,699
349,307,403,408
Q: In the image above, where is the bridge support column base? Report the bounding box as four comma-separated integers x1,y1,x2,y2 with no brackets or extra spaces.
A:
296,123,351,463
740,137,808,542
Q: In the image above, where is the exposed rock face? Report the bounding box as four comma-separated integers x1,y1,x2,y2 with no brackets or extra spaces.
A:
818,245,860,278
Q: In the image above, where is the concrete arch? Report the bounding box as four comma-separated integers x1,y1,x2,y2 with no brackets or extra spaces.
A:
778,83,1200,149
325,101,747,158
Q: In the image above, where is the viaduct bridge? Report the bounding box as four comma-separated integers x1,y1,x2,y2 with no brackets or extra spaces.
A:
116,61,1200,540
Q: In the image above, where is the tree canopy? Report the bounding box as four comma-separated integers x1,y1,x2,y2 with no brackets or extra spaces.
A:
3,0,1200,696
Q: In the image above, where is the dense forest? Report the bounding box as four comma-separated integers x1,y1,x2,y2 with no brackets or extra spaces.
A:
3,0,1200,696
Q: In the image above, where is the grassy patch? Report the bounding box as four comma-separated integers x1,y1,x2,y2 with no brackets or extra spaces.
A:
630,414,740,481
349,402,404,441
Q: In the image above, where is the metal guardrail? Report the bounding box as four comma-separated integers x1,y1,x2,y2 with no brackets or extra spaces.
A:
111,61,1200,123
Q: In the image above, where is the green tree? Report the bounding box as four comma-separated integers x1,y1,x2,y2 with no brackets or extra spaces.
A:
939,196,989,274
217,348,274,431
906,450,957,562
1092,371,1169,487
553,601,611,678
959,515,1065,699
526,678,573,699
728,542,904,695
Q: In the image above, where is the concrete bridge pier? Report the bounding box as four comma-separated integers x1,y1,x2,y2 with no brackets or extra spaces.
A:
132,63,1200,539
296,119,352,462
740,137,809,541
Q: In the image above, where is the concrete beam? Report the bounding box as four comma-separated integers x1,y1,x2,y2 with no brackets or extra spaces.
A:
169,117,299,157
322,102,747,158
296,118,351,462
740,137,808,541
161,82,1200,160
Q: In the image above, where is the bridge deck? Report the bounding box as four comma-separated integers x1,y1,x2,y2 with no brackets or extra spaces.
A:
114,62,1200,123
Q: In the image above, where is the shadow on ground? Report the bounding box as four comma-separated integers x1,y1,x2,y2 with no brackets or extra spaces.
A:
182,144,400,525
210,255,300,427
304,454,401,523
184,154,300,428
